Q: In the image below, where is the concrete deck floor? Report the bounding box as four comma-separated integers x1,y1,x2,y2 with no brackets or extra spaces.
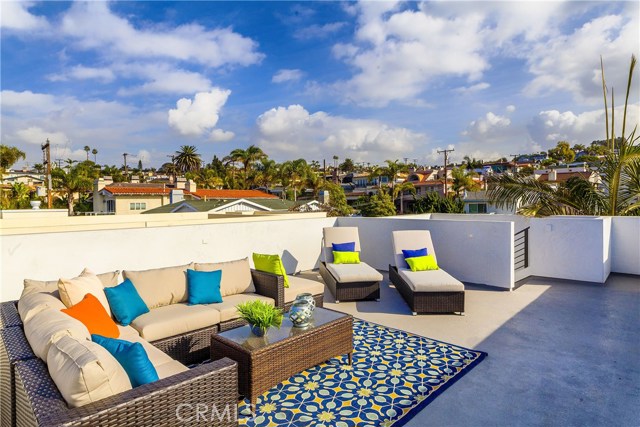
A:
299,271,640,427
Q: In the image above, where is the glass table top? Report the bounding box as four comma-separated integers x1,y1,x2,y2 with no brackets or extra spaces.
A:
216,308,351,351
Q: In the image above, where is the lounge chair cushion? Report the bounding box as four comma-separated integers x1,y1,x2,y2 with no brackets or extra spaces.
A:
130,303,220,342
194,258,256,296
24,307,91,360
326,262,383,283
284,276,325,303
123,263,193,309
58,268,112,316
207,293,275,322
322,227,362,263
398,268,465,292
392,230,438,269
18,291,66,323
22,270,120,298
47,335,132,408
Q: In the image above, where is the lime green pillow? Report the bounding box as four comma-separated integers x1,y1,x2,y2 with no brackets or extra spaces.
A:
332,251,360,264
252,253,289,288
406,255,439,271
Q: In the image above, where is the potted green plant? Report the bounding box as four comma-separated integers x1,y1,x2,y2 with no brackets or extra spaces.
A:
236,300,283,337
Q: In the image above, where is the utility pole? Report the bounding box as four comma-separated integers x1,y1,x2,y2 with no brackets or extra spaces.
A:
123,153,130,180
437,148,455,197
41,139,52,209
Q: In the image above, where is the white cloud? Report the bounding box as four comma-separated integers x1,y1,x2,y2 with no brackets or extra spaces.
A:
463,112,512,142
294,22,347,40
453,82,490,95
61,2,263,68
49,65,116,83
210,129,235,142
272,69,304,84
506,105,516,113
15,127,69,146
168,89,231,136
255,104,424,162
117,64,212,95
0,1,49,30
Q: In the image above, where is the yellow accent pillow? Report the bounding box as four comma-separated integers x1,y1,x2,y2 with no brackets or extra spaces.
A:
252,253,289,288
406,255,439,271
332,251,361,264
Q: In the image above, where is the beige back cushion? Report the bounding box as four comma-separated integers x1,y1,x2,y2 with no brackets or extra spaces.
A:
123,263,193,309
58,268,111,315
23,308,91,360
47,335,132,408
22,270,120,298
194,258,255,297
392,230,437,268
18,292,66,323
322,227,362,263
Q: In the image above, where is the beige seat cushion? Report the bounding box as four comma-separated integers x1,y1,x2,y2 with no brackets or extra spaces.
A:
58,268,111,315
130,303,220,342
194,258,255,296
285,276,325,303
123,263,193,309
207,294,275,322
18,291,66,323
322,227,362,263
21,270,120,298
392,230,438,269
24,308,91,360
398,268,465,292
47,335,132,408
326,263,383,283
155,360,189,379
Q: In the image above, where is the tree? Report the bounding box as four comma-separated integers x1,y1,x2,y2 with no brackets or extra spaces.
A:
451,167,481,197
383,159,408,194
228,145,267,187
339,158,355,173
413,192,464,214
254,158,278,189
52,165,94,215
548,141,576,164
92,148,98,163
392,181,416,214
357,190,397,217
280,159,309,200
319,181,353,217
174,145,201,174
463,156,483,170
0,145,26,171
487,54,639,217
84,146,90,161
33,163,45,174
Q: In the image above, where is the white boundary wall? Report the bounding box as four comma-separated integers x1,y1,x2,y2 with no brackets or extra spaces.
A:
338,216,515,289
610,217,640,275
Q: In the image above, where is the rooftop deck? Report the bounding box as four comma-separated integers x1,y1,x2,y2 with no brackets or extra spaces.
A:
306,271,640,426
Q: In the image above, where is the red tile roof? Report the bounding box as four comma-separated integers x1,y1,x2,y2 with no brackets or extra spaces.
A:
193,189,277,199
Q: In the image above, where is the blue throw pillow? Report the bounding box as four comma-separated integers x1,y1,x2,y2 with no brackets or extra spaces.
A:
92,334,159,387
332,241,356,252
402,248,428,259
104,279,149,326
186,269,222,305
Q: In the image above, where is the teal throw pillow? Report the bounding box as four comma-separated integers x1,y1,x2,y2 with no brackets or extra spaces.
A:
406,255,439,271
91,334,159,387
333,251,361,264
253,253,290,288
186,269,222,304
104,279,149,326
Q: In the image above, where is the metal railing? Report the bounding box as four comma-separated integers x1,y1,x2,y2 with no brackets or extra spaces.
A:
514,227,530,271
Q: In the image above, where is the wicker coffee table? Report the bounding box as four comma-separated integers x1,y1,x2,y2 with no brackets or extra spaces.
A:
210,307,353,408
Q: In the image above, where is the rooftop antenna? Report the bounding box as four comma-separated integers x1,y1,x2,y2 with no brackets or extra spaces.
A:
437,148,455,197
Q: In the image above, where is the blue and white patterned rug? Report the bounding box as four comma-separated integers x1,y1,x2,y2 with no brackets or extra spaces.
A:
238,319,487,426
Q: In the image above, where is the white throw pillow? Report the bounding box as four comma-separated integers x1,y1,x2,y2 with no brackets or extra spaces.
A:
47,335,132,408
23,307,91,360
58,268,111,316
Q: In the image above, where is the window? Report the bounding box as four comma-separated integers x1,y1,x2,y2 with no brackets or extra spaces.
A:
129,202,147,211
468,203,487,214
106,200,115,213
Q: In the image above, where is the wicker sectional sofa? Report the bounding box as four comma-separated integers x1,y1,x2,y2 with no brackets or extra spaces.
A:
0,258,306,427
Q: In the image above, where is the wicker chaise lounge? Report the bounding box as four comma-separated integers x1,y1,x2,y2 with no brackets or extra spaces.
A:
389,230,465,315
319,227,383,303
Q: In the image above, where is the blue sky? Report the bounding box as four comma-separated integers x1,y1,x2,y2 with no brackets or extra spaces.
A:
1,1,638,169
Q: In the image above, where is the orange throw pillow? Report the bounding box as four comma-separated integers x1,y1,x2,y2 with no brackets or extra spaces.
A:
61,294,119,339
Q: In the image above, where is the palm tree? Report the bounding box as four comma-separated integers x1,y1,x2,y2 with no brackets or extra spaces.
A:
53,166,94,215
84,146,90,161
0,145,26,172
280,159,309,201
452,166,481,198
64,158,78,173
383,159,408,194
92,148,98,163
488,55,639,217
392,181,416,214
254,158,279,189
228,145,267,187
174,145,201,174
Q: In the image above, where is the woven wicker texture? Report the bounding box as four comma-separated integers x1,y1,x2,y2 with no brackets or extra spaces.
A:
389,265,465,314
0,302,22,329
1,327,36,427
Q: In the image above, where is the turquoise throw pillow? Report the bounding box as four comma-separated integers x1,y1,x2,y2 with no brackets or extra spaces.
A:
332,242,356,252
186,269,222,304
253,253,290,288
333,251,360,264
91,334,159,387
104,279,149,326
406,255,439,271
